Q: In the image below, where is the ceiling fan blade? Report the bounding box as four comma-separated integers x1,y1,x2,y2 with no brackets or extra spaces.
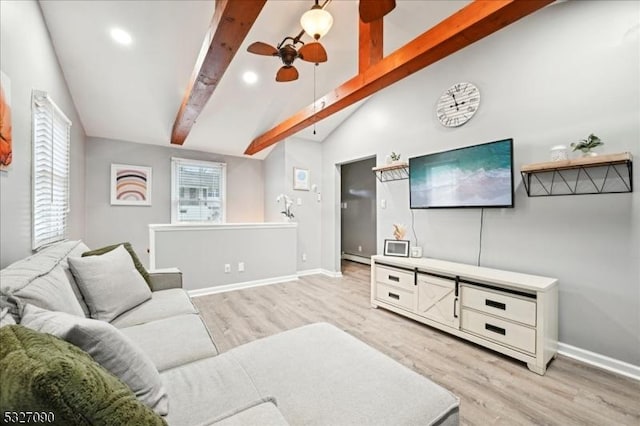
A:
359,0,396,23
247,41,278,56
298,42,328,64
276,66,299,82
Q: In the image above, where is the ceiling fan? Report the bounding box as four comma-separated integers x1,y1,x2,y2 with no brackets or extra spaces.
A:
247,34,327,83
247,0,396,83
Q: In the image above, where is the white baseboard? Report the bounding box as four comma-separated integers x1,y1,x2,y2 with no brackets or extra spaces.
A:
189,274,299,298
558,342,640,381
341,254,372,265
297,268,323,277
320,269,343,278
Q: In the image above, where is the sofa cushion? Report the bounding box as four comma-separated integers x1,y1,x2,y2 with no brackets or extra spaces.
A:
20,304,169,415
227,323,460,426
120,313,218,371
160,354,265,426
0,307,16,327
0,240,90,318
0,325,167,426
212,400,289,426
83,242,151,286
69,244,152,322
111,288,197,328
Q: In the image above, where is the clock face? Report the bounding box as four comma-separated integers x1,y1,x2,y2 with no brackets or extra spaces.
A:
436,82,480,127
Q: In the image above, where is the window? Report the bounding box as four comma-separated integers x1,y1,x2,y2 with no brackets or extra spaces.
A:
32,90,71,250
171,157,226,223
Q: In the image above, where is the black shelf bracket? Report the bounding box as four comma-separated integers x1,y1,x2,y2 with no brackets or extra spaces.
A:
522,160,632,197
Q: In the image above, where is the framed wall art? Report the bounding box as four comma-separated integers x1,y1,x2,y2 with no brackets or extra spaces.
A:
293,167,310,191
110,164,152,206
0,70,12,171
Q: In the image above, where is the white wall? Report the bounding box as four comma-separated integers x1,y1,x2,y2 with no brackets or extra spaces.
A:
0,0,86,268
85,137,264,267
320,1,640,365
263,144,286,222
264,138,323,271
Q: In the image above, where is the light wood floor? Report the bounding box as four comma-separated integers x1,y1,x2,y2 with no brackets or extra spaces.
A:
193,261,640,426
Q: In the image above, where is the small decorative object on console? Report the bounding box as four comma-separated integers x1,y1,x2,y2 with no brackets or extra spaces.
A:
384,239,410,257
392,224,406,240
571,133,603,157
410,246,423,258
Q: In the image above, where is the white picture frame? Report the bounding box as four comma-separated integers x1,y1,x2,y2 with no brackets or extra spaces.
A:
110,164,152,206
293,167,310,191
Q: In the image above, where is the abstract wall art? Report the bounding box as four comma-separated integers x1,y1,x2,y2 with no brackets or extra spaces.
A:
110,164,152,206
0,71,12,171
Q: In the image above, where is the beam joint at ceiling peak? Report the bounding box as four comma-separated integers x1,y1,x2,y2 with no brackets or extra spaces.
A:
244,0,554,156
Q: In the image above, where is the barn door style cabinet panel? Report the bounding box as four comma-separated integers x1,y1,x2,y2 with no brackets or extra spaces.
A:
371,255,558,375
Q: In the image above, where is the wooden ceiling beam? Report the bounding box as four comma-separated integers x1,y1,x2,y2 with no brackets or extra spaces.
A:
171,0,266,145
244,0,553,156
359,18,383,74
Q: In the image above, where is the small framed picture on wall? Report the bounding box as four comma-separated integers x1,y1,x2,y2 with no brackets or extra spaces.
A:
384,239,410,257
293,167,310,191
110,164,152,206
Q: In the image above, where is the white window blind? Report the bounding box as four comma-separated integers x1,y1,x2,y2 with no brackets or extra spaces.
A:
171,157,226,223
32,90,71,250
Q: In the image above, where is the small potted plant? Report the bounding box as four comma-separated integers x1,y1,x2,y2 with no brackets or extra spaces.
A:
385,152,402,165
571,134,603,157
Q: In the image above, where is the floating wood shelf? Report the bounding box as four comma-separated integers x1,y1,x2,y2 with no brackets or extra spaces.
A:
373,162,409,182
521,152,633,196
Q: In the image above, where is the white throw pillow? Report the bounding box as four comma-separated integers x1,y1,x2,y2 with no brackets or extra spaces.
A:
20,304,169,416
68,244,152,322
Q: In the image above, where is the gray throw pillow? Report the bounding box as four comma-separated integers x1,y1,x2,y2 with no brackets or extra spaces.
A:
20,304,169,416
68,245,152,322
0,307,16,327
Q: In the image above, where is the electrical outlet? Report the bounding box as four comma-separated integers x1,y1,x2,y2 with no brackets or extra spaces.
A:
317,193,321,202
358,245,362,252
302,253,307,262
238,262,245,272
224,264,231,273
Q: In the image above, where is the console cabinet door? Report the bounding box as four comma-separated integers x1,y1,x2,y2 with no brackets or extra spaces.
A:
417,274,459,329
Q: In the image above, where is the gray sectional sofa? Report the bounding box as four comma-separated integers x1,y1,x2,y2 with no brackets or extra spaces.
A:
0,240,459,425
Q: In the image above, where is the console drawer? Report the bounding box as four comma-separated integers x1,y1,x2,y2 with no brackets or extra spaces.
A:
461,285,536,326
461,309,536,354
375,265,414,292
376,283,416,311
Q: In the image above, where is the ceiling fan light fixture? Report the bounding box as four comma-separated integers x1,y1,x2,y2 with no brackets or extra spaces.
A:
300,4,333,40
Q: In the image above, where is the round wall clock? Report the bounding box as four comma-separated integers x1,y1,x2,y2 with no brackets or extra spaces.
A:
436,82,480,128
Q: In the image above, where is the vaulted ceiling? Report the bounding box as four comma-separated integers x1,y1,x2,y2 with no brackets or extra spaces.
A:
40,1,478,159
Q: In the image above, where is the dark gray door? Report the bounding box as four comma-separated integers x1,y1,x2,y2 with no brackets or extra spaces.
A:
341,157,376,259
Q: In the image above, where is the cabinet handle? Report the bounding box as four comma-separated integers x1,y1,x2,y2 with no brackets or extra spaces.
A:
388,292,400,300
453,298,458,318
388,275,400,282
485,323,506,335
485,299,506,310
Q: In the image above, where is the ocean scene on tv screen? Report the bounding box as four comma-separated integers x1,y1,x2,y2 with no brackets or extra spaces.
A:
410,140,513,208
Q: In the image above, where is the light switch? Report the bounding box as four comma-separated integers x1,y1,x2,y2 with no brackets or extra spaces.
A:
297,197,302,206
381,199,387,209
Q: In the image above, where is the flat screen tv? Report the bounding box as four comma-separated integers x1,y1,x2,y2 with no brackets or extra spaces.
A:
409,139,514,209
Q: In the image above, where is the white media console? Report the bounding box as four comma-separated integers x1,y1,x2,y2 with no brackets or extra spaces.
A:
371,255,558,375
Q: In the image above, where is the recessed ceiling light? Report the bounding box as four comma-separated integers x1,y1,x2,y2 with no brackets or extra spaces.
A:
110,28,132,46
242,71,258,85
